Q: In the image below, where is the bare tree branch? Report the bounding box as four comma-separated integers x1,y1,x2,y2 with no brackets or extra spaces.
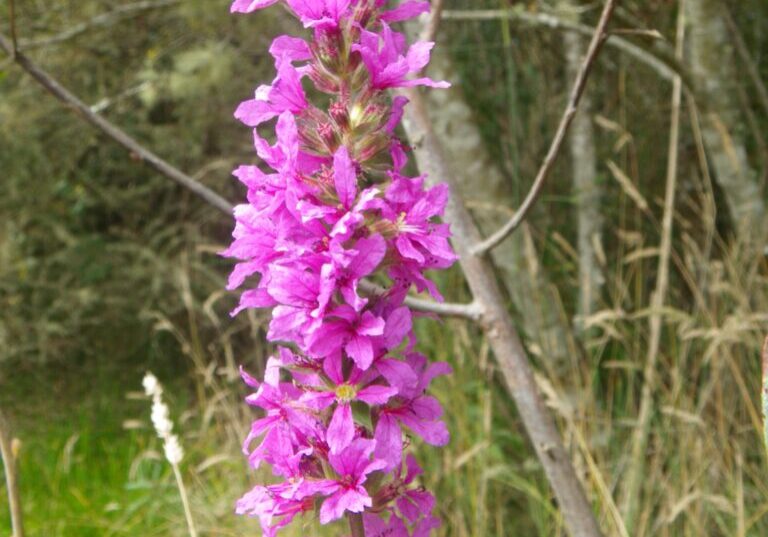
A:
442,8,691,88
8,0,18,57
470,0,618,256
0,32,234,215
358,280,484,321
0,408,24,537
20,0,181,49
400,83,604,536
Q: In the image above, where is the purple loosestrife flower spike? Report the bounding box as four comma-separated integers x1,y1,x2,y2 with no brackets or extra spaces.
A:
226,0,454,534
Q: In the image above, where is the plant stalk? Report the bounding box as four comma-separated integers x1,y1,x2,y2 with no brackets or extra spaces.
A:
348,512,366,537
0,408,24,537
172,463,198,537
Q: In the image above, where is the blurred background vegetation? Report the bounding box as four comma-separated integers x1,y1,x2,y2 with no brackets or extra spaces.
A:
1,0,767,535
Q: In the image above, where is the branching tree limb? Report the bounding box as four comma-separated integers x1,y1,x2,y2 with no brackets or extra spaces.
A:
400,84,604,536
408,8,577,367
0,32,233,216
470,0,618,256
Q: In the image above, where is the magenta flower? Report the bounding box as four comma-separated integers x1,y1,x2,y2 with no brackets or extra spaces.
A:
232,0,352,28
375,353,451,470
315,438,387,523
296,145,362,223
236,447,325,535
364,512,409,537
253,111,301,174
381,176,456,268
352,24,450,89
269,35,312,64
266,264,327,344
231,0,279,13
377,0,430,23
227,0,454,533
235,59,308,128
241,378,320,470
286,0,353,28
302,352,397,452
394,455,435,523
236,485,314,537
319,234,386,312
307,305,385,370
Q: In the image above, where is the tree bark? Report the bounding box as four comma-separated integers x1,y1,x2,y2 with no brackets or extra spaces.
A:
563,7,604,333
686,0,766,235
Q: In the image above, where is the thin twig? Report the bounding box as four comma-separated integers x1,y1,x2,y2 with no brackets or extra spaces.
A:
358,280,484,321
171,463,198,537
20,0,180,50
442,9,695,90
0,31,233,215
470,0,618,256
621,1,686,532
420,0,445,43
8,0,18,57
609,28,663,39
0,408,24,537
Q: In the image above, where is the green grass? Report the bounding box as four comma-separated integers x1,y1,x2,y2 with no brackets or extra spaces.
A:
0,286,541,537
0,359,192,536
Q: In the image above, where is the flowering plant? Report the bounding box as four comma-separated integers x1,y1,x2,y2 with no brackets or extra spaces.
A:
224,1,455,535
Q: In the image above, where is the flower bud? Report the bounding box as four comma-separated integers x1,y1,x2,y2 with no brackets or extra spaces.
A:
329,101,349,131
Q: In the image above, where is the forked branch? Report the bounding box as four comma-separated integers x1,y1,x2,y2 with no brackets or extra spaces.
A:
359,280,484,321
470,0,619,256
400,84,604,536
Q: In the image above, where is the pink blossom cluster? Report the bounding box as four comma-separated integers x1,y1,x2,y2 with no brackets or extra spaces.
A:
224,1,455,535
